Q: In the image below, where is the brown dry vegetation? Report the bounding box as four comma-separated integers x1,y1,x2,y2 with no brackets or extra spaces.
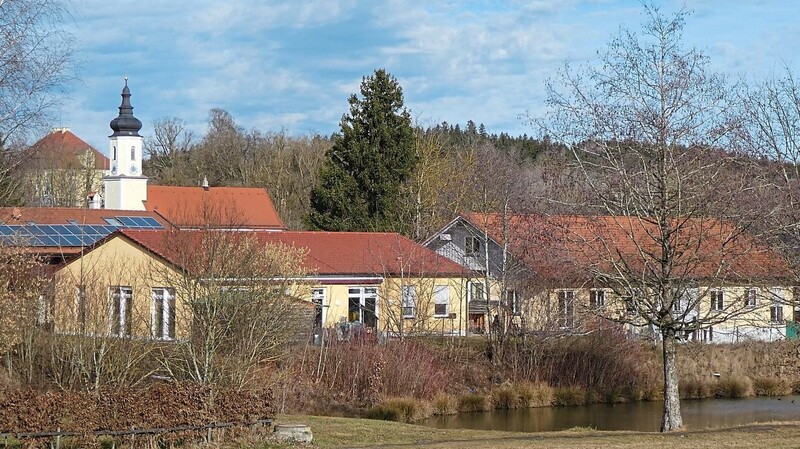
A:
273,332,800,424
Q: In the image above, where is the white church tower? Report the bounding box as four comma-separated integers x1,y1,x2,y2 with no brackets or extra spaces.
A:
104,78,147,210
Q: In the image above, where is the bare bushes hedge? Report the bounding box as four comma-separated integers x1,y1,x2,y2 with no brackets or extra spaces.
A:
285,337,482,413
0,383,272,435
503,326,661,401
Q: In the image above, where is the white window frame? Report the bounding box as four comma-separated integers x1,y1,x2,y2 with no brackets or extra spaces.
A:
312,287,327,327
434,285,449,317
348,286,378,326
110,286,133,336
557,290,575,328
710,289,724,312
589,289,605,308
770,304,784,324
505,290,521,315
151,287,175,340
401,285,416,319
744,288,758,307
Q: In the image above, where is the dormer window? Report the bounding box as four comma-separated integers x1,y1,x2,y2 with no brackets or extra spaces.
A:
130,146,136,161
465,236,481,256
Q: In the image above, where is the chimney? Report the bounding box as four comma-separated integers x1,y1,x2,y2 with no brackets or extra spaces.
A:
202,176,209,191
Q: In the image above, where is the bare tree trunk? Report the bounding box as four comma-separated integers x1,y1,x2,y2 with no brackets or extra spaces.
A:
660,329,683,432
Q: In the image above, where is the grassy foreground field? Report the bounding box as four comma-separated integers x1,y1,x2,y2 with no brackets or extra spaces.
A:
267,414,800,448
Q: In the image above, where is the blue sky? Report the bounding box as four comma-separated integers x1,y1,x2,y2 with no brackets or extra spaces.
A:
59,0,800,151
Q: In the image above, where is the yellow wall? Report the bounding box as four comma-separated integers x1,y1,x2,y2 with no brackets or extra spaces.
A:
55,236,471,340
53,235,188,339
305,276,469,336
520,285,794,341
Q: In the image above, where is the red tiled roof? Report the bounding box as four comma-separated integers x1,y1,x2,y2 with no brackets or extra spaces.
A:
25,128,109,170
120,229,472,277
463,213,791,283
145,185,285,230
0,207,169,226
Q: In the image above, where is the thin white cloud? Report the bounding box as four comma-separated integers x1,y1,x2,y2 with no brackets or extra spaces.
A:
56,0,800,148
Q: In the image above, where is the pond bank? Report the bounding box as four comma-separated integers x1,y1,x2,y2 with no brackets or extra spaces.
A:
276,414,800,449
422,395,800,432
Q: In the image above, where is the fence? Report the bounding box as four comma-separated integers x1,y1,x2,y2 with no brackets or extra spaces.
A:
0,419,272,448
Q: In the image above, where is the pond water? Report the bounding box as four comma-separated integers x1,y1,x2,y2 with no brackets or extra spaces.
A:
423,396,800,432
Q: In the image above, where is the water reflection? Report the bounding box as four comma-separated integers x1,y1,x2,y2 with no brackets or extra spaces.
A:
423,396,800,432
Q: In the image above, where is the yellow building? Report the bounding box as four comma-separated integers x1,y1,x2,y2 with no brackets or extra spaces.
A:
49,229,473,341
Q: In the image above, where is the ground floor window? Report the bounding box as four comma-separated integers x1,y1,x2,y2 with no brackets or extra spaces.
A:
771,305,784,323
348,286,378,328
110,286,133,336
557,290,574,328
434,285,449,317
401,285,416,318
744,288,758,307
151,287,175,340
711,289,724,311
312,287,326,328
589,289,605,308
505,290,521,315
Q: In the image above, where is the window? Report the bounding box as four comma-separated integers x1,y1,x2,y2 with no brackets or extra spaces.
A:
672,297,683,313
744,288,757,307
770,305,784,323
701,326,713,342
710,290,724,312
505,290,521,315
151,288,175,340
625,289,642,315
434,285,449,317
589,289,605,308
112,145,117,160
401,285,416,318
110,286,133,336
348,287,377,328
557,290,574,328
312,288,326,328
130,146,136,161
469,281,485,302
76,285,86,331
465,236,480,256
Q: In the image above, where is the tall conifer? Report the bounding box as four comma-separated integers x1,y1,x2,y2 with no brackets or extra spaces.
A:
307,69,416,232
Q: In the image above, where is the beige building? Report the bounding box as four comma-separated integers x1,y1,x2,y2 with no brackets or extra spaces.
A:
425,213,796,342
19,128,109,208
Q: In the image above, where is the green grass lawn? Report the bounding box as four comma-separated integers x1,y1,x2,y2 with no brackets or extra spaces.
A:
264,414,800,449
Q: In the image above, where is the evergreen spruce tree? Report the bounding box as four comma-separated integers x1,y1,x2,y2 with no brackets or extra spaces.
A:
307,69,416,232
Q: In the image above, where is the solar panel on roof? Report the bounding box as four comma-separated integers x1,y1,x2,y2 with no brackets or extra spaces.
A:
116,216,137,227
140,217,162,228
37,236,57,246
104,217,123,227
0,223,121,248
114,216,164,229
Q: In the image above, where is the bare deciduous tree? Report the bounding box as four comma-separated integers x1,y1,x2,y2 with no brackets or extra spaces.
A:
0,0,75,146
537,5,777,432
149,227,311,391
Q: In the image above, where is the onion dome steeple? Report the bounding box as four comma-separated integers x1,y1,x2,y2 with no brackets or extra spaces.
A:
109,77,142,137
